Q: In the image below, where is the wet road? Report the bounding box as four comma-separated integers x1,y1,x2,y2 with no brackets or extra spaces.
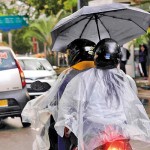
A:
0,117,36,150
132,98,150,150
142,99,150,117
0,99,150,150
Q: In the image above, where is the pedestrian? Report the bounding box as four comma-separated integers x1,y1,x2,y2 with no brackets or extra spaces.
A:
120,46,130,73
139,44,148,77
59,55,64,66
55,38,150,150
21,38,96,150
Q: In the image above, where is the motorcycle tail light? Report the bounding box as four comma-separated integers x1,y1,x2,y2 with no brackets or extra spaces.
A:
104,140,132,150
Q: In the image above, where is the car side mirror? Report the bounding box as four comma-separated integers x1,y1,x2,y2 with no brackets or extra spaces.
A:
53,66,58,70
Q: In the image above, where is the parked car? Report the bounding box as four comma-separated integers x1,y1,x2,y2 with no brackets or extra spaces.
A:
0,46,30,127
17,57,57,98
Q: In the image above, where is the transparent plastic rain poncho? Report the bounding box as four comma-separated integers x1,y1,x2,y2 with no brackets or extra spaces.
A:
55,68,150,150
21,68,83,150
21,69,65,128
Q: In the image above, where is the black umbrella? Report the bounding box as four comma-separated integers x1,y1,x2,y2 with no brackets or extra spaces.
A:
51,3,150,52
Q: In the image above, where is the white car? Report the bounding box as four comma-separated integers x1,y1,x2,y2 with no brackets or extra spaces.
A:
17,57,57,98
0,46,30,127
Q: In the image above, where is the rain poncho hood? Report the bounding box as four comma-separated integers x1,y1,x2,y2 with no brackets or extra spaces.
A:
55,68,150,150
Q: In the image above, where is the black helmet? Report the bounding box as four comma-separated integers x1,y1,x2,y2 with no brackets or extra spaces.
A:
67,39,96,66
94,38,121,69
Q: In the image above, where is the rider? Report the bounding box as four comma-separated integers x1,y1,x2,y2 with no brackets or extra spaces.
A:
55,38,150,150
57,38,96,99
94,38,137,92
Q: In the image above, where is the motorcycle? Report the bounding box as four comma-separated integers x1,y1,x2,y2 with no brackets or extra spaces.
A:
31,77,133,150
70,139,132,150
66,127,133,150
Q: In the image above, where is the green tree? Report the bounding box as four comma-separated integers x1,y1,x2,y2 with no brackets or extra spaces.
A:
131,0,150,48
12,27,32,54
20,0,70,17
0,1,32,52
132,0,150,12
23,10,64,64
0,27,32,54
62,0,77,13
59,0,90,12
0,0,78,19
0,2,19,16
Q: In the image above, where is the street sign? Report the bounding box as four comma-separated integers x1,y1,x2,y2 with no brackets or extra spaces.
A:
0,15,28,31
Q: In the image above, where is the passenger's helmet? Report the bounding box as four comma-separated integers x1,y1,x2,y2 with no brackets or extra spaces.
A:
67,39,96,66
94,38,121,69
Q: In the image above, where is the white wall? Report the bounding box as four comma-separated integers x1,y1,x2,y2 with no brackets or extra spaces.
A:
89,0,114,6
89,0,131,6
124,42,135,78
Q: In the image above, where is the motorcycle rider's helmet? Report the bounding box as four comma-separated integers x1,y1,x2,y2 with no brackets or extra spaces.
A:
94,38,121,69
67,38,96,66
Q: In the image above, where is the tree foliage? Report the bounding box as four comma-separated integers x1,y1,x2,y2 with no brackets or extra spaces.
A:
0,2,33,53
132,0,150,12
0,2,19,15
23,10,64,48
12,27,32,54
63,0,77,12
20,0,76,17
131,0,150,47
0,0,90,56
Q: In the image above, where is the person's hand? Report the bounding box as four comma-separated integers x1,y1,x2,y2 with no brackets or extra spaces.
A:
64,127,71,138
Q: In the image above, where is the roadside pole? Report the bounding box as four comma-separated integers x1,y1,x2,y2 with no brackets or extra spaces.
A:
78,0,81,9
0,33,2,43
8,32,12,48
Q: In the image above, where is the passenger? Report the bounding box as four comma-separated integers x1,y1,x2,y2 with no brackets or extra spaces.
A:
55,38,150,150
49,38,96,150
21,38,96,150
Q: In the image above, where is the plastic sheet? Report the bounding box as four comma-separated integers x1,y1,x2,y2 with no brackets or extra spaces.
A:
21,69,68,128
21,69,69,150
21,68,83,149
55,68,150,150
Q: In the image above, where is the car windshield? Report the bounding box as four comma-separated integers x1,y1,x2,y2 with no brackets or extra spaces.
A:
39,59,53,71
18,59,46,70
0,50,17,71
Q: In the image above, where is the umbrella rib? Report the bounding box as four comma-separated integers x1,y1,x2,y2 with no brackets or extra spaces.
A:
101,14,147,32
98,18,111,38
60,16,89,33
94,14,101,40
129,19,147,32
79,16,93,38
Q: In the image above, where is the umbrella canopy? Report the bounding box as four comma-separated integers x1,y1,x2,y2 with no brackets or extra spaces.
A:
51,3,150,52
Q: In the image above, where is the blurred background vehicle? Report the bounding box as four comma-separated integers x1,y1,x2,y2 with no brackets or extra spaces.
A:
0,46,30,127
17,57,57,99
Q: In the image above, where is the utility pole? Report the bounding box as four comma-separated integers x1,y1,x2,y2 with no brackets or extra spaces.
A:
8,32,12,48
78,0,81,9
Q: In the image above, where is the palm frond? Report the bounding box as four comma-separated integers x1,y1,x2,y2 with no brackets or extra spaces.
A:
23,10,65,48
23,30,45,42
